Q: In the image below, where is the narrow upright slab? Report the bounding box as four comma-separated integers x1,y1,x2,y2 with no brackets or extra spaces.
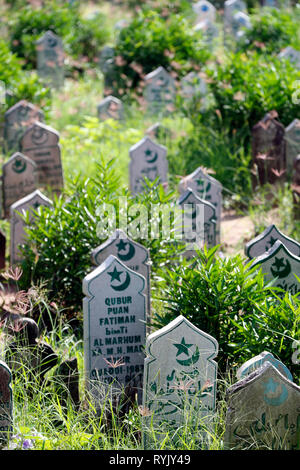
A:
232,11,251,39
236,351,293,382
225,362,300,450
2,152,37,219
129,136,168,194
99,46,115,72
285,119,300,178
224,0,247,32
97,96,123,121
193,0,216,23
278,47,300,69
36,31,64,88
3,100,44,154
0,361,13,448
245,224,300,259
10,190,53,266
143,316,218,447
20,122,63,195
91,229,151,319
251,240,300,295
181,72,207,101
144,66,176,115
179,168,222,244
83,255,146,402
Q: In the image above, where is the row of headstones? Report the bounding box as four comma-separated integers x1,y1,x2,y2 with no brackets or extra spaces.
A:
252,111,300,185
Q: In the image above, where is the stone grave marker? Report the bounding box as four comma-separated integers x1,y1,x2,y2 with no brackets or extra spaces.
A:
178,189,216,257
20,121,63,195
0,231,6,270
91,229,151,321
251,239,300,295
129,136,168,195
278,47,300,69
285,119,300,178
225,362,300,450
193,0,216,23
0,360,13,448
144,66,176,115
97,96,124,121
245,224,300,259
99,46,115,73
232,11,251,40
143,315,218,448
224,0,247,33
236,351,293,382
2,152,37,219
83,255,146,403
179,168,222,244
10,189,53,266
251,111,286,187
3,100,44,154
181,72,207,101
36,30,64,88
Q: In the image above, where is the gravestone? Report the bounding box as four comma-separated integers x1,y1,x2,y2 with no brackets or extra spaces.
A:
91,229,151,321
224,0,247,33
97,96,124,121
251,239,300,295
0,361,13,448
179,168,222,245
285,119,300,178
3,100,44,154
143,315,218,448
194,19,219,45
193,1,216,23
232,11,251,40
245,224,300,259
225,362,300,450
83,255,146,403
278,47,300,69
0,231,5,270
236,351,293,382
2,152,37,219
54,358,80,410
292,155,300,218
20,122,63,195
178,189,216,257
129,136,168,195
10,189,53,266
144,66,176,115
99,46,115,73
36,31,64,88
251,111,286,187
181,72,207,101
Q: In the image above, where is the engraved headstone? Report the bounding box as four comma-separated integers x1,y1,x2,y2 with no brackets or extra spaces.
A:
225,362,300,450
20,122,63,195
91,229,151,321
143,315,218,448
10,189,53,266
0,361,13,448
285,119,300,178
36,31,64,88
251,239,300,295
3,100,44,154
232,11,251,40
278,47,300,69
181,72,207,101
179,168,222,244
129,136,168,195
224,0,247,33
83,255,146,403
236,351,293,382
2,152,37,219
0,231,6,270
245,224,300,259
144,66,176,115
99,46,115,73
97,95,123,121
251,111,286,187
193,0,216,23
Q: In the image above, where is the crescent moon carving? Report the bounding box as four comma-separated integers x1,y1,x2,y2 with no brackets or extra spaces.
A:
117,242,136,261
111,272,131,291
176,346,200,367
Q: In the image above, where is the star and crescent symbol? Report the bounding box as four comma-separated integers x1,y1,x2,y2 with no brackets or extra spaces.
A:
270,256,292,279
107,266,131,291
116,239,135,261
173,337,200,366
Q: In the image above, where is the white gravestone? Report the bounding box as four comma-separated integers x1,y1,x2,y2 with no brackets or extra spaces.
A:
129,136,168,195
224,0,247,34
193,1,216,23
83,255,146,403
36,31,64,88
144,66,176,115
143,315,218,448
97,95,124,121
285,119,300,178
245,224,300,259
236,351,293,382
10,189,53,266
251,239,300,295
232,12,251,40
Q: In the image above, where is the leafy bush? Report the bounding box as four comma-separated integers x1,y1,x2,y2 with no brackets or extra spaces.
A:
154,246,300,374
105,10,211,98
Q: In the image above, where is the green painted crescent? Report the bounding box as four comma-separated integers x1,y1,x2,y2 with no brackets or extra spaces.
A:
12,158,26,174
117,242,135,261
176,346,200,366
111,272,131,291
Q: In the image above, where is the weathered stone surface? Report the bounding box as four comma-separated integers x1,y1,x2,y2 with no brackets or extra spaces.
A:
54,358,80,410
36,31,64,88
20,122,63,195
83,255,146,403
144,66,176,115
143,315,218,448
193,0,216,23
97,95,123,121
285,119,300,178
2,152,37,219
129,136,168,194
245,224,300,259
225,362,300,450
99,46,115,72
236,351,293,382
224,0,247,32
181,72,207,102
0,360,13,448
10,189,53,266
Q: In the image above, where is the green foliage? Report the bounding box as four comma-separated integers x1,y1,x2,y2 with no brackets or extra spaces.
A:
154,246,300,374
108,10,211,98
